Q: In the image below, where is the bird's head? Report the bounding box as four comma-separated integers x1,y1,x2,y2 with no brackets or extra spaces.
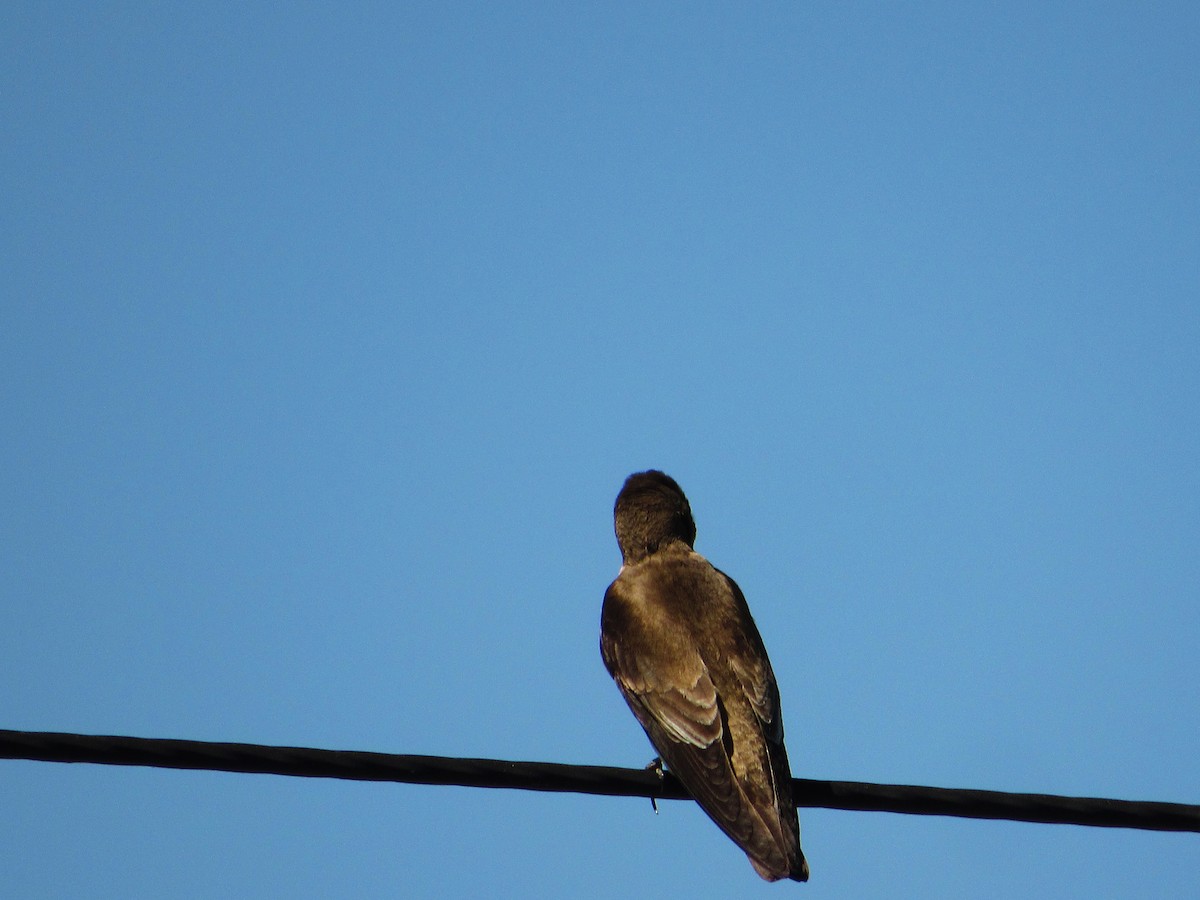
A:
613,470,697,564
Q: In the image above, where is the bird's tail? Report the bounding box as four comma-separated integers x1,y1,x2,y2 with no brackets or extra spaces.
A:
749,848,809,883
790,850,810,882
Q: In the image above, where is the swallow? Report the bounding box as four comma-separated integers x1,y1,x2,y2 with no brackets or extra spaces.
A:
600,470,809,882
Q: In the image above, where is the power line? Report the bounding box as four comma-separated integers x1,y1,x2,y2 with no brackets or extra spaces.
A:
2,728,1197,833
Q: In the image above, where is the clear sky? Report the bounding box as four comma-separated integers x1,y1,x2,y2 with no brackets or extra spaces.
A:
3,3,1198,897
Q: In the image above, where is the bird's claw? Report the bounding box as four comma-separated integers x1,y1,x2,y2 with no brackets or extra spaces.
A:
645,757,664,813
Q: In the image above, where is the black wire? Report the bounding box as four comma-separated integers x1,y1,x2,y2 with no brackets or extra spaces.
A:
2,729,1197,833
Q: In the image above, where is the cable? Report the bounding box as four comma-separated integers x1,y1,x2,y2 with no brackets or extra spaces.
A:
2,729,1197,832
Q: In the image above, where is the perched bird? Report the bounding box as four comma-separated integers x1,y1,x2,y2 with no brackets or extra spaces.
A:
600,470,809,882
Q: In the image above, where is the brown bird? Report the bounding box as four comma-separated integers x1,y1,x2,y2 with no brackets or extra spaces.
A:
600,470,809,882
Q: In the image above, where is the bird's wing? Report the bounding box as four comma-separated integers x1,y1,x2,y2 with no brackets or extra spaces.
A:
712,569,781,731
600,582,722,746
716,570,806,880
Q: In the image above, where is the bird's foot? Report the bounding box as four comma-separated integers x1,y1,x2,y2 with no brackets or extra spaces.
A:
645,757,663,813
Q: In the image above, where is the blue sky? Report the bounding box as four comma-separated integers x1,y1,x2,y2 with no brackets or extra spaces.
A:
3,2,1198,897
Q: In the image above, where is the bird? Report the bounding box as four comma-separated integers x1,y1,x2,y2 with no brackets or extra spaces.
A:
600,470,809,882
